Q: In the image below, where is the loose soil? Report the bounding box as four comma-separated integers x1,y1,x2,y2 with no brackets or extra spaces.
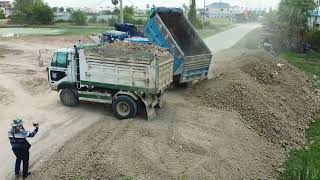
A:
191,50,320,150
20,75,50,96
1,27,318,180
87,41,172,61
0,45,24,58
0,86,14,105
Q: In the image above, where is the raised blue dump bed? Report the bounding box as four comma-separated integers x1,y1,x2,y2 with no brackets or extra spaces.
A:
144,7,212,83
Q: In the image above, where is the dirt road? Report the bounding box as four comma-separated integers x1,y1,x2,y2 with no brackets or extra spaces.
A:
0,37,107,179
0,24,272,179
204,23,261,53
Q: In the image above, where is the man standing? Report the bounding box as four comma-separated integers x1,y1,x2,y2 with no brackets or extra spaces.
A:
8,119,39,178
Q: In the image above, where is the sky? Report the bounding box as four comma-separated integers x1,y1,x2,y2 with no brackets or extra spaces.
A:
42,0,281,9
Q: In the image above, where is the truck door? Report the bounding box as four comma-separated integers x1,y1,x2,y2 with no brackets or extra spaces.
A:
48,52,69,91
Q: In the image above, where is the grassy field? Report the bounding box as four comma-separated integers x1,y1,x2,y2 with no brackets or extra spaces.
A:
0,23,112,37
30,23,112,36
198,24,233,38
198,18,233,38
1,19,233,38
280,52,320,179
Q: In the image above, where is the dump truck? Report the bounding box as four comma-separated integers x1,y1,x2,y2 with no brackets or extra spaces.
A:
144,7,212,83
47,42,173,119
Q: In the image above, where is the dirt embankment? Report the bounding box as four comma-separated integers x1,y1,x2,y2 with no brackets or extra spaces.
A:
192,50,320,150
29,28,320,180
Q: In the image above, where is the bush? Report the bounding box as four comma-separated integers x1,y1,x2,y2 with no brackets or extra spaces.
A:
11,0,54,25
88,16,97,23
123,13,134,23
98,19,108,24
71,10,87,25
0,10,5,19
55,19,71,23
30,0,54,25
307,30,320,52
108,16,118,26
134,19,146,26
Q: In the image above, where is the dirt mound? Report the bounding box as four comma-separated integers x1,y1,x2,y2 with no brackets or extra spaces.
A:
20,76,50,95
0,86,14,105
94,41,171,59
192,51,320,150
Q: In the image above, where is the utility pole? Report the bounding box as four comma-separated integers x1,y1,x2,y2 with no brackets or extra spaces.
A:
203,0,206,23
218,0,222,18
120,0,124,23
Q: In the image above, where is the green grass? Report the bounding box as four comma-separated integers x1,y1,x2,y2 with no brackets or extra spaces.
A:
198,25,231,38
197,17,233,38
279,52,320,179
0,25,111,37
280,118,320,180
198,24,233,38
57,26,110,36
30,23,112,36
280,52,320,89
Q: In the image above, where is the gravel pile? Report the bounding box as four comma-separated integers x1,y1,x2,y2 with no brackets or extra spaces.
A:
192,51,320,150
86,42,171,62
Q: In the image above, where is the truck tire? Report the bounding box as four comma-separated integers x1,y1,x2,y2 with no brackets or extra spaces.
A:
112,96,137,119
60,89,79,107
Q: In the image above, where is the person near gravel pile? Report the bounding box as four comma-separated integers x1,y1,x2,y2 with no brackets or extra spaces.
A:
8,119,39,178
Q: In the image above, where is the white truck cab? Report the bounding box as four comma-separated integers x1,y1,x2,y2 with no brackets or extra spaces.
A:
48,48,76,91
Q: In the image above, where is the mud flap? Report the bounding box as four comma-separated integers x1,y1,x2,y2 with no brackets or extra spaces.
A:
157,93,166,108
145,105,157,120
141,95,158,121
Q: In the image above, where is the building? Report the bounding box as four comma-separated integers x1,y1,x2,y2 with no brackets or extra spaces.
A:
0,0,12,17
206,2,231,18
206,2,246,18
308,12,320,28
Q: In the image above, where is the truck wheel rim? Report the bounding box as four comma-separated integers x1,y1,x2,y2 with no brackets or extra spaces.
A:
65,93,74,104
117,102,130,117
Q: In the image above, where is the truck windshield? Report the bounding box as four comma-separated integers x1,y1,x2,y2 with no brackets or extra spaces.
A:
51,52,67,68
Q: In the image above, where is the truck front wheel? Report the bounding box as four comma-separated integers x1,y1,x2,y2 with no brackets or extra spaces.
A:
112,96,137,119
60,89,79,107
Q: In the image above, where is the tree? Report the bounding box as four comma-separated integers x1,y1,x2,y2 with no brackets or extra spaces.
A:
30,0,54,24
66,8,73,13
113,8,120,15
71,10,87,25
101,10,112,15
188,0,202,28
278,0,316,51
52,7,58,12
123,6,135,23
88,15,97,23
59,7,64,12
182,3,189,13
11,0,54,24
0,10,5,19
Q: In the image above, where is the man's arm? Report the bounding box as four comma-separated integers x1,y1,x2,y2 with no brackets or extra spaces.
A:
21,127,39,138
27,127,39,137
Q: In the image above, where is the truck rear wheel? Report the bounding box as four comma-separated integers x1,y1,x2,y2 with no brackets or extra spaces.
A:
112,96,137,119
60,89,79,107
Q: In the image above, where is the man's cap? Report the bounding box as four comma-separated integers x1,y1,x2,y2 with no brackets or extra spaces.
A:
11,118,24,127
